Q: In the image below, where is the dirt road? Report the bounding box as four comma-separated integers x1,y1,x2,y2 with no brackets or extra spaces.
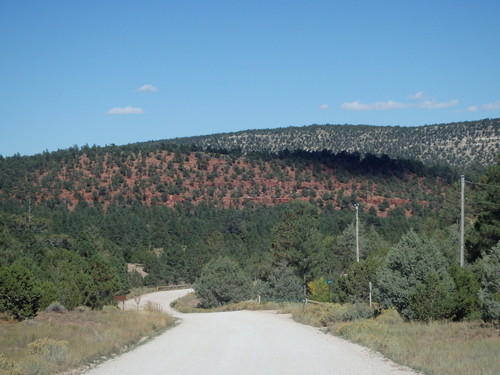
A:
84,290,418,375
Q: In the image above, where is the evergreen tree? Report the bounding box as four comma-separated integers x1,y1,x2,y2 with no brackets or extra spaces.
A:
376,231,455,320
195,256,253,308
408,271,455,322
479,242,500,322
448,263,481,321
88,254,121,309
0,264,41,320
259,261,303,302
467,155,500,261
269,200,324,281
332,256,382,304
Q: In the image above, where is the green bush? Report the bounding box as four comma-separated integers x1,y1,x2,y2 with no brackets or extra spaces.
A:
376,231,455,321
195,257,253,308
449,264,481,321
307,277,330,302
37,281,59,311
0,264,41,321
408,271,454,322
259,261,303,302
479,242,500,322
340,302,374,321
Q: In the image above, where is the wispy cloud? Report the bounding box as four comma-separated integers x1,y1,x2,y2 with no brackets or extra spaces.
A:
466,100,500,112
482,100,500,110
341,100,411,111
419,99,459,109
319,104,329,110
136,84,159,92
408,91,425,100
106,106,144,115
341,92,459,111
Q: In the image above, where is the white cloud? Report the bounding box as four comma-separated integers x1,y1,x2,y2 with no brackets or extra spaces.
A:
106,106,144,115
341,100,411,111
408,91,425,100
419,99,459,109
341,92,459,111
467,105,478,112
319,104,329,110
137,84,159,92
482,100,500,110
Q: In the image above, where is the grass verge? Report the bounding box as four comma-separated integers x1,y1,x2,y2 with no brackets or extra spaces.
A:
170,292,289,313
288,304,499,375
0,308,175,375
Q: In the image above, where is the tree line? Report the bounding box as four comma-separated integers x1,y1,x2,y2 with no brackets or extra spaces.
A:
0,151,498,322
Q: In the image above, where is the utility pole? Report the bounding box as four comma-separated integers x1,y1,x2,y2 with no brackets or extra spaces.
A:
355,204,359,263
460,175,465,267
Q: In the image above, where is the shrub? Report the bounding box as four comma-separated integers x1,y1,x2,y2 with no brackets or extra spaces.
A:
375,308,404,325
307,277,330,302
0,354,22,375
18,357,55,375
27,338,69,364
332,256,383,304
376,231,455,320
38,281,59,311
195,257,253,308
479,242,500,322
291,302,374,327
408,271,454,322
0,264,41,321
23,338,70,373
75,305,91,312
449,264,481,321
44,302,67,314
341,303,374,321
259,261,303,302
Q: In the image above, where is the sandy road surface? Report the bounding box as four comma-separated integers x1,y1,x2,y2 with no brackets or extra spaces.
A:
85,290,418,375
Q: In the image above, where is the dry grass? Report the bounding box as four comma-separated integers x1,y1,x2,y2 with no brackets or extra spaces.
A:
336,318,499,375
0,308,175,375
290,305,500,375
171,292,284,313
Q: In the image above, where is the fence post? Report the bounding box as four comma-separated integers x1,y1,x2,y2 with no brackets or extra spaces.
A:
369,282,372,307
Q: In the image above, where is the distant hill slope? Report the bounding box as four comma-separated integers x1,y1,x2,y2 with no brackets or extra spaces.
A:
152,118,499,168
0,147,456,217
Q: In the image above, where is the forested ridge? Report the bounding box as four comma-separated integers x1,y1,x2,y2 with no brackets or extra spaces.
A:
0,128,499,324
147,118,500,168
0,146,458,214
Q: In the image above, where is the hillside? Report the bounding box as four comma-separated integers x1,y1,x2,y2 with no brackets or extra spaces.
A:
0,147,455,217
149,118,500,168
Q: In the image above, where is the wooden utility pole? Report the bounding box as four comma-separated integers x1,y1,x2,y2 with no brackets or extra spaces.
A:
460,175,465,267
355,204,359,263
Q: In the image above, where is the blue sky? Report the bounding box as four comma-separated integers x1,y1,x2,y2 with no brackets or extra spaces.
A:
1,1,499,157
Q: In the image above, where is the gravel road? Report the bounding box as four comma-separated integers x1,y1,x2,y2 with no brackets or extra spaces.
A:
84,289,419,375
